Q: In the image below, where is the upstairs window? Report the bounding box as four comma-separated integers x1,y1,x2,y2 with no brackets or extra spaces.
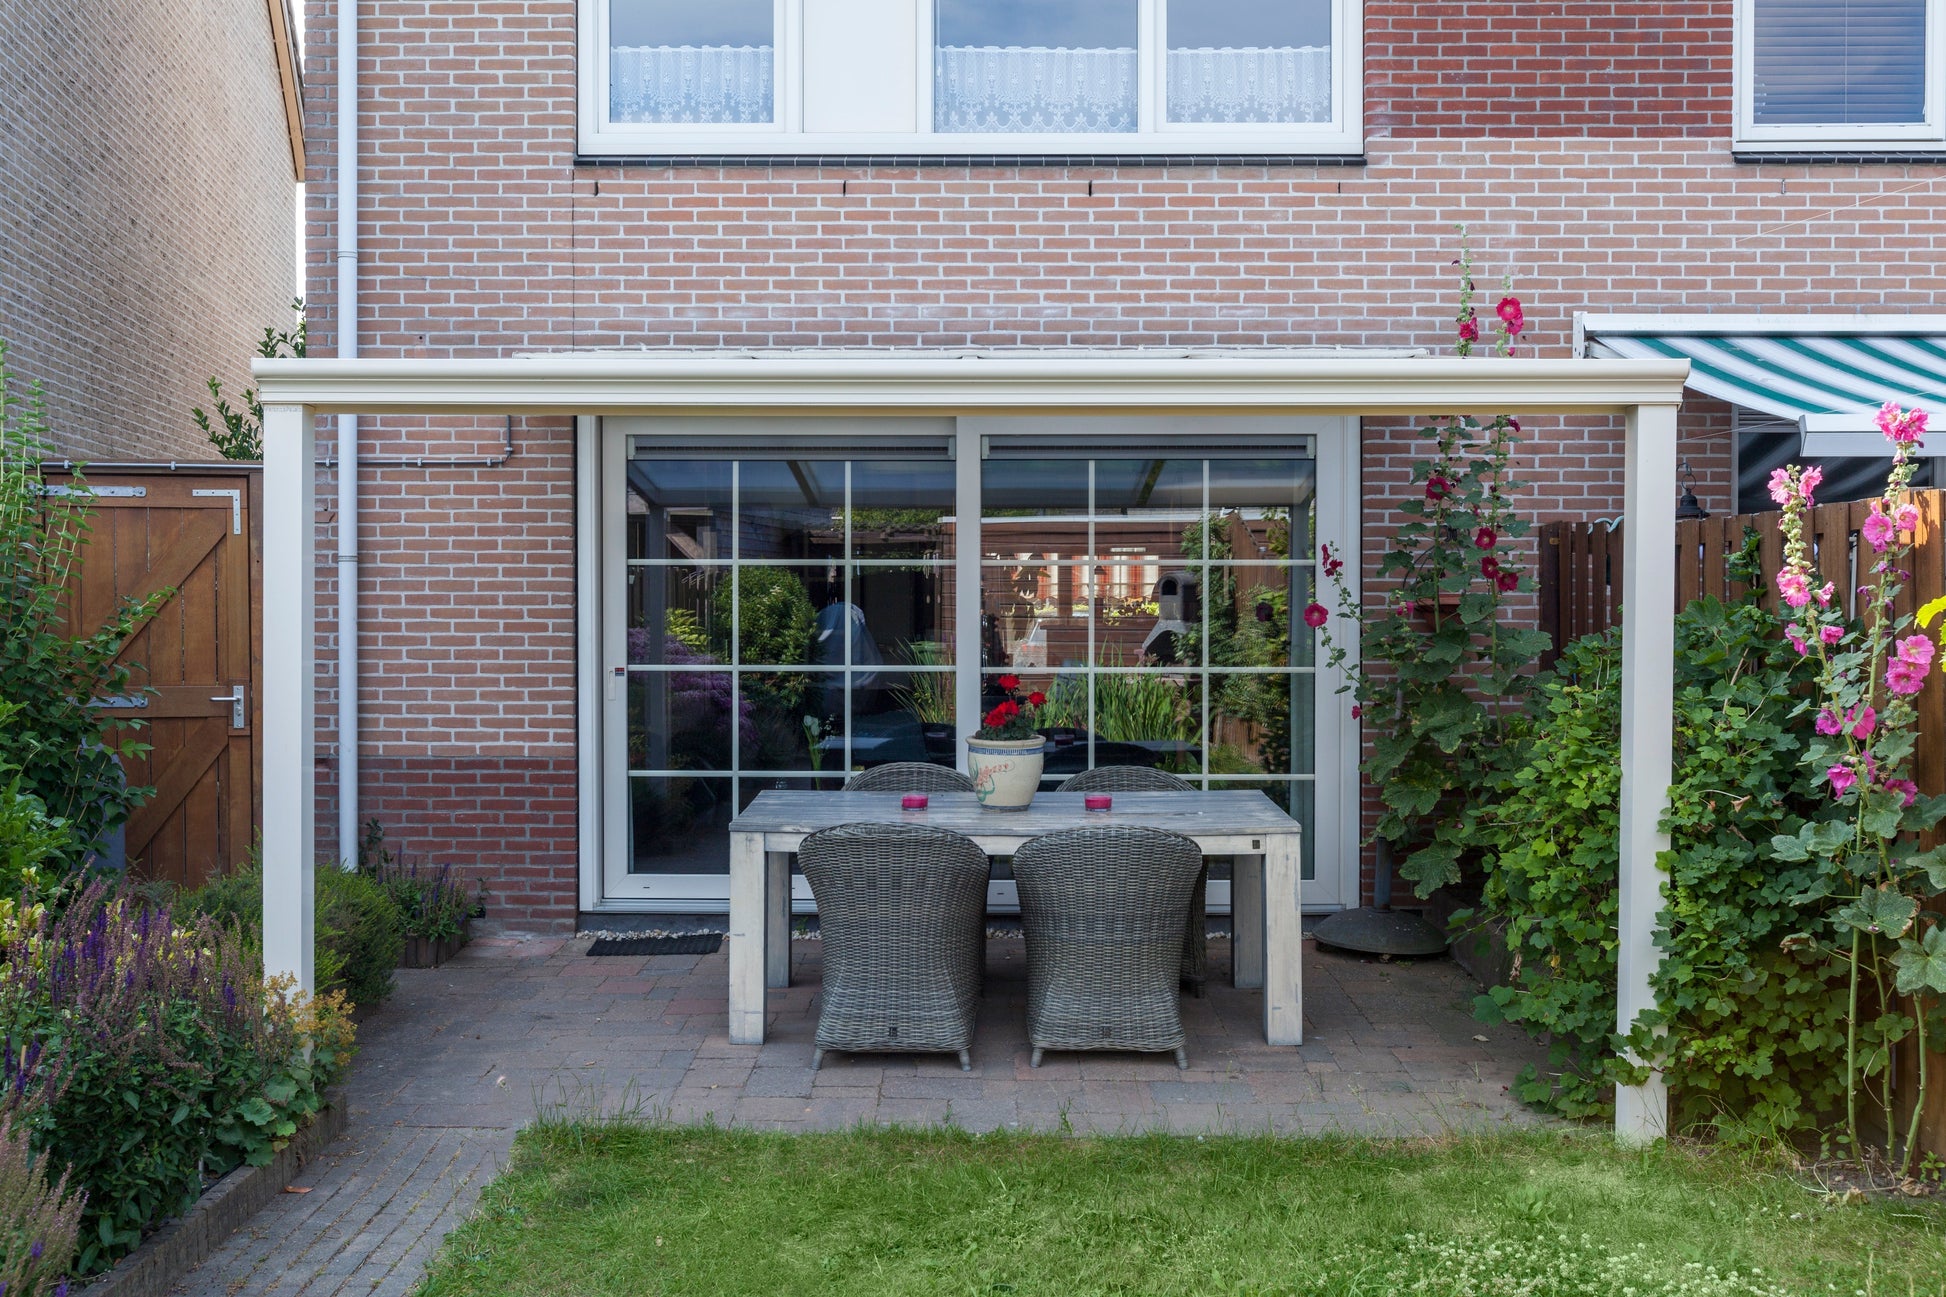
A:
580,0,1363,156
1737,0,1944,148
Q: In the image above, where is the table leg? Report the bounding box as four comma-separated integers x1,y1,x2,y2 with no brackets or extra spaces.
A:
1263,832,1304,1046
728,830,766,1045
766,851,791,989
1232,853,1264,990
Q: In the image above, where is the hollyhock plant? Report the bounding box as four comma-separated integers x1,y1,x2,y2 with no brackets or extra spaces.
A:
1767,401,1946,1172
1496,296,1524,336
1302,602,1329,629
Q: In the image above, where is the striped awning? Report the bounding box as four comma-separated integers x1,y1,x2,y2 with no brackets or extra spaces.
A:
1580,315,1946,457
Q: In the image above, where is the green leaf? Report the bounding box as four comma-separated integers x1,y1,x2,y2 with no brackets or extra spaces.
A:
1834,884,1919,939
1893,926,1946,996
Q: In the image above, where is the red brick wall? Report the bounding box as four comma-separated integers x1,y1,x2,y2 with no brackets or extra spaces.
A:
303,0,1946,921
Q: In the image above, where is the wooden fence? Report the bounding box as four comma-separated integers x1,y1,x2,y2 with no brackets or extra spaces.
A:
1538,490,1946,1150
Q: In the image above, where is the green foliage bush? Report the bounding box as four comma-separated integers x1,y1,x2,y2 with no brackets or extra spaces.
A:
0,345,162,876
184,857,403,1008
0,886,354,1276
1467,592,1846,1137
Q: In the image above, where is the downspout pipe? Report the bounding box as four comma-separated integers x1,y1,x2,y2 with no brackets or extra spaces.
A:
335,0,360,870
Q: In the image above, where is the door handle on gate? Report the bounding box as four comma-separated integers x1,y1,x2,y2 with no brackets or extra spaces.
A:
210,687,246,729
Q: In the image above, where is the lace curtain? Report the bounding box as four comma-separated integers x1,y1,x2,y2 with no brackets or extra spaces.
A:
934,46,1138,134
1166,47,1333,124
610,45,774,125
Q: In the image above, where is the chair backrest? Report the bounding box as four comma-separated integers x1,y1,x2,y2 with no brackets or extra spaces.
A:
1056,765,1195,794
845,762,974,793
1011,826,1204,938
798,822,990,962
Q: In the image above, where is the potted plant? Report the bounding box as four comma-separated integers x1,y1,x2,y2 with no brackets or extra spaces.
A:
381,859,478,968
966,674,1047,810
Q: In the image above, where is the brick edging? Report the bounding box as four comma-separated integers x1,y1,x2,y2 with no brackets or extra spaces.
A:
76,1088,350,1297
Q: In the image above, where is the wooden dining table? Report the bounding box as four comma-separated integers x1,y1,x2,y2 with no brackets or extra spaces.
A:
725,789,1305,1048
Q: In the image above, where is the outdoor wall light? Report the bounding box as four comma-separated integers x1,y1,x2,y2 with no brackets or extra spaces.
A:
1675,460,1710,521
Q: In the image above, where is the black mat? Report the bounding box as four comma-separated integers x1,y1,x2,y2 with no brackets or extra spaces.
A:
586,934,723,957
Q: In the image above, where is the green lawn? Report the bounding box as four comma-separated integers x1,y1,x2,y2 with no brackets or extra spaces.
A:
417,1123,1946,1297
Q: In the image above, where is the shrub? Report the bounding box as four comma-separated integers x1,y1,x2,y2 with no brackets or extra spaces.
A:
183,857,403,1008
0,345,163,876
0,1113,81,1297
0,886,354,1275
1466,591,1845,1137
377,860,476,946
0,705,72,919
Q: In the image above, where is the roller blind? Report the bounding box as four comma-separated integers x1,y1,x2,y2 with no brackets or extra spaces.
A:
1751,0,1929,125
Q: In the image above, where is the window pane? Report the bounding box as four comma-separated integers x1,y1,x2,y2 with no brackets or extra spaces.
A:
934,0,1138,133
1081,672,1202,773
744,672,824,772
849,567,949,662
739,461,845,562
1208,458,1314,560
628,672,738,772
735,565,823,665
853,671,957,769
627,564,727,663
609,0,775,125
1165,0,1334,124
849,460,957,559
1752,0,1927,125
983,563,1090,669
628,776,732,874
1199,564,1298,670
628,459,732,560
1211,671,1313,776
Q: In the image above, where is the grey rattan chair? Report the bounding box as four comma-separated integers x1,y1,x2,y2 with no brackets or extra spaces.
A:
845,762,975,794
798,821,990,1071
1012,826,1205,1070
1055,767,1208,996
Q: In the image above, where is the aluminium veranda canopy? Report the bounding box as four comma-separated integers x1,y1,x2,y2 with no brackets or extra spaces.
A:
251,349,1691,1142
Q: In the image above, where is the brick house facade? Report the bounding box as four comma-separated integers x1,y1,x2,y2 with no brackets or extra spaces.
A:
302,0,1946,932
0,0,304,461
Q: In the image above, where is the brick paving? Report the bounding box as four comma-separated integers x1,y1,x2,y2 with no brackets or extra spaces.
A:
173,932,1552,1295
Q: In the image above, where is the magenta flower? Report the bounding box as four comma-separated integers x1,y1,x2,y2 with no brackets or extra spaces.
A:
1425,475,1452,501
1458,317,1480,343
1877,401,1930,446
1495,570,1518,593
1474,526,1497,550
1851,705,1878,739
1885,633,1933,695
1819,624,1843,646
1898,633,1935,668
1815,582,1835,608
1801,465,1823,500
1774,569,1811,608
1350,704,1362,720
1302,602,1329,629
1815,708,1842,736
1789,633,1809,655
1481,555,1501,579
1886,778,1919,808
1828,764,1857,798
1496,297,1525,336
1862,508,1895,552
1767,468,1794,508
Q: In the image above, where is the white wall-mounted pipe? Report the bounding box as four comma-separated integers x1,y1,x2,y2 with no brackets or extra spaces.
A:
334,0,360,869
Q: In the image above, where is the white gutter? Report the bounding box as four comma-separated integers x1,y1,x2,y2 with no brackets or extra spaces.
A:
334,0,360,870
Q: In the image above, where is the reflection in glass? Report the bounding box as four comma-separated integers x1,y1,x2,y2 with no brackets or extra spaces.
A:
1211,672,1313,776
1164,0,1334,125
1198,563,1299,670
609,0,775,125
850,461,956,559
739,461,846,562
733,565,824,665
1095,459,1203,513
982,564,1089,669
852,671,956,771
628,460,733,560
849,567,948,662
1208,458,1315,561
743,672,824,773
628,671,742,773
629,775,733,874
627,564,725,663
934,0,1139,134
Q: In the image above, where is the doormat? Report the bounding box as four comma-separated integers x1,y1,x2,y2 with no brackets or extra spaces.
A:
586,934,723,957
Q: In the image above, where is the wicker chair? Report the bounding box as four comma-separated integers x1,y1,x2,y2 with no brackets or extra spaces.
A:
798,822,990,1071
845,762,974,794
1055,767,1208,996
1012,826,1205,1070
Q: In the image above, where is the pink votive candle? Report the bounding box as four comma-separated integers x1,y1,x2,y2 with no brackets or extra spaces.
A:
901,793,929,810
1085,793,1113,811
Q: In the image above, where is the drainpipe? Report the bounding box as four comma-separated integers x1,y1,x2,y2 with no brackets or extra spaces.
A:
335,0,360,870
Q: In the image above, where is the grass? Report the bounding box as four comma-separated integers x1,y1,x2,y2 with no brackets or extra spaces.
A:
416,1123,1946,1296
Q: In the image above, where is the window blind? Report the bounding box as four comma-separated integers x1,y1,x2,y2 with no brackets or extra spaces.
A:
1752,0,1928,125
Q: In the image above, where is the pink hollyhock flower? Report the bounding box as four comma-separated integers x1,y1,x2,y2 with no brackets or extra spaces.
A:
1862,508,1895,552
1851,705,1878,739
1815,708,1842,736
1886,778,1919,808
1774,569,1811,608
1474,526,1497,550
1495,570,1518,593
1767,468,1793,507
1496,297,1524,336
1877,402,1930,445
1458,317,1480,343
1800,466,1823,502
1302,602,1329,629
1819,624,1843,646
1481,555,1501,579
1350,705,1362,720
1886,635,1933,695
1828,764,1857,798
1815,582,1835,608
1898,634,1936,668
1789,633,1809,655
1425,475,1452,500
1895,502,1921,532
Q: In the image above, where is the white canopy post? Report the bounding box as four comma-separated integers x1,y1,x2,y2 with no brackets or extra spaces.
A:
262,401,317,995
1615,400,1680,1143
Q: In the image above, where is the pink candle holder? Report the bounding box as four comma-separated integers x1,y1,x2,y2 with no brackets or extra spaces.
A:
1084,793,1113,812
901,793,929,810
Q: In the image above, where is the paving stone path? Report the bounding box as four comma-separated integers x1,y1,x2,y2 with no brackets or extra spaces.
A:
173,932,1552,1295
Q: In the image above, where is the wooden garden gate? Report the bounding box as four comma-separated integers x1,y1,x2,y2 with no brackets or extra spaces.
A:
47,465,263,889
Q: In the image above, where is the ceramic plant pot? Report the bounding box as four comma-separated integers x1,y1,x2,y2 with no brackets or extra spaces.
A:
966,736,1046,810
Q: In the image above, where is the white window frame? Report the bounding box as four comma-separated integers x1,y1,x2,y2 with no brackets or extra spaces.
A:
1734,0,1945,150
579,0,1364,156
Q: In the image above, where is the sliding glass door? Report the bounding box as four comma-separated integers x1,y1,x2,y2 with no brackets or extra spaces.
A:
598,418,1356,910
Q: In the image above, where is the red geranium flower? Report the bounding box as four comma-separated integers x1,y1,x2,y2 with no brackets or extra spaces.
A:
998,699,1020,718
1027,690,1047,707
983,706,1007,728
1302,602,1329,629
996,673,1020,693
1495,570,1519,593
1496,297,1524,336
1473,526,1497,550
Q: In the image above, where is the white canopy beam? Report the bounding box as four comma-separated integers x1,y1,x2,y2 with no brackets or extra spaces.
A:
252,352,1689,1141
